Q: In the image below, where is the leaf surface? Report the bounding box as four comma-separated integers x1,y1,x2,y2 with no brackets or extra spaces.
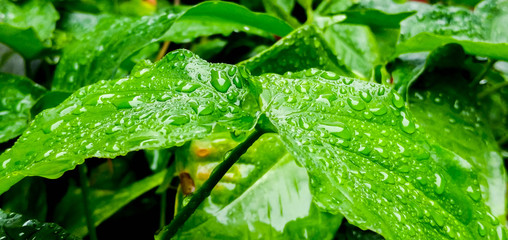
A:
52,11,179,91
0,49,258,195
173,133,342,239
238,25,352,76
253,69,507,239
0,73,46,143
0,0,59,59
164,2,294,43
0,209,77,240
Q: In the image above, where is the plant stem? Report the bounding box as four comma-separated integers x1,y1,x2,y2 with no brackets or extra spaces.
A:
156,41,171,61
478,80,508,98
160,190,167,228
78,164,98,240
156,130,264,240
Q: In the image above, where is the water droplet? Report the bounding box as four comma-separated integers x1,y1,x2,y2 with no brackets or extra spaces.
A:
400,112,416,134
320,71,340,80
370,106,387,116
105,125,122,134
210,70,231,93
318,122,352,140
176,82,200,93
360,91,372,103
342,78,354,85
477,221,487,237
298,118,312,130
434,173,445,195
377,87,386,96
166,114,190,125
198,103,214,116
347,98,366,111
431,211,445,227
358,145,371,155
466,186,481,202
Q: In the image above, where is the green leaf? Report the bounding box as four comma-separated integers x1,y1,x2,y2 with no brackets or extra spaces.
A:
262,0,300,28
1,177,47,221
320,23,380,79
173,133,342,239
253,69,507,239
476,0,508,43
54,169,168,237
408,70,507,223
52,10,179,91
238,25,352,76
0,73,46,143
340,9,414,29
0,49,258,195
0,0,59,59
0,209,77,239
163,2,294,43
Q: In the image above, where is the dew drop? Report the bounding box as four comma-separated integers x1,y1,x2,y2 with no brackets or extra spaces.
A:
370,106,388,116
400,112,416,134
318,123,352,140
477,221,487,237
466,186,482,202
210,70,231,93
166,114,190,125
347,98,366,111
320,71,340,80
360,91,372,103
392,92,405,109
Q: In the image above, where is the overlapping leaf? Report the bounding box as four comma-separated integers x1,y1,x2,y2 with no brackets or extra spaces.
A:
163,2,294,43
238,25,352,76
173,133,342,239
0,49,259,194
0,73,46,143
252,69,507,239
0,209,77,239
0,0,59,59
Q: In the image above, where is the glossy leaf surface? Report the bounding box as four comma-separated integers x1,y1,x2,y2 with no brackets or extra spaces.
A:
54,169,168,237
0,73,46,143
0,209,77,240
0,0,59,59
173,133,342,239
52,11,179,91
164,2,294,43
254,69,507,239
409,72,506,222
0,50,258,194
239,25,352,76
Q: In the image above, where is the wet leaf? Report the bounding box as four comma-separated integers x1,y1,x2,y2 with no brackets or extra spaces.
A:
0,0,59,59
253,69,507,239
238,25,352,76
172,133,342,239
0,209,77,239
0,49,258,194
0,73,46,143
164,1,294,43
52,10,179,91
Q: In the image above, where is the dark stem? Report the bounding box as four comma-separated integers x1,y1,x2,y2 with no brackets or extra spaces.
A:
157,130,264,239
78,164,98,240
160,191,167,228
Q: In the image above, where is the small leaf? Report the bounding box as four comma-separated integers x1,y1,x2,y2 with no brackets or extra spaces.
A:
253,69,507,239
0,0,59,59
0,49,259,195
0,73,46,143
239,25,352,76
0,209,77,239
173,133,342,239
164,1,294,43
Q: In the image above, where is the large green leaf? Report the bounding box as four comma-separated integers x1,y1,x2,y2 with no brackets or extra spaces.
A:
163,1,294,43
173,133,342,239
0,209,77,239
0,0,59,59
0,49,258,195
52,10,179,91
238,25,352,76
408,71,506,223
0,73,46,143
253,69,507,239
54,168,168,237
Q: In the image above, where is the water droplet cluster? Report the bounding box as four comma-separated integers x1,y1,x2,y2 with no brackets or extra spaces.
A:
256,69,504,239
0,49,258,187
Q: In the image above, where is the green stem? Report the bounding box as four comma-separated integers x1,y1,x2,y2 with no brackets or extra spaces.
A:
156,130,265,240
478,80,508,98
160,191,167,228
78,164,98,240
470,59,495,87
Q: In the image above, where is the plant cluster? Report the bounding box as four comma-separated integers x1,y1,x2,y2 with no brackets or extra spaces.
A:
0,0,507,239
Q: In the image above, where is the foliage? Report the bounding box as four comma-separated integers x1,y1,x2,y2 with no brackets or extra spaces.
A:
0,0,507,239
